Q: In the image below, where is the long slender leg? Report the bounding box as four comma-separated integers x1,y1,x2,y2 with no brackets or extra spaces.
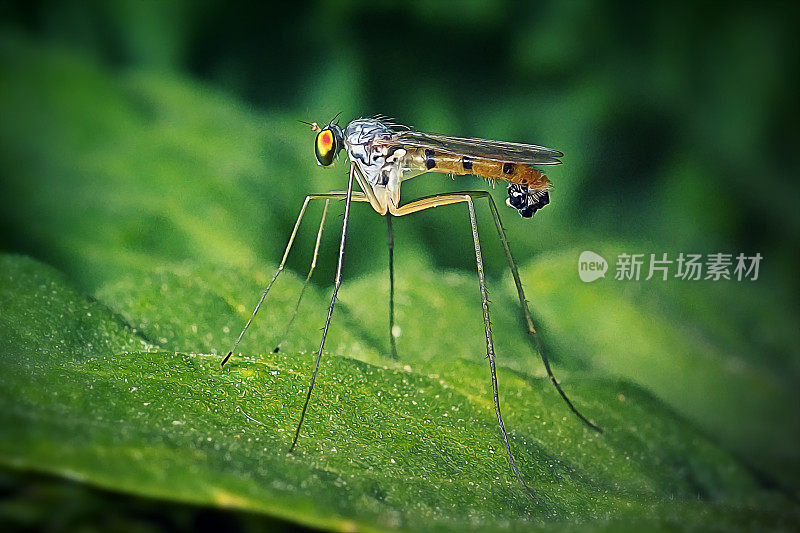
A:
465,197,537,500
386,214,399,359
389,192,535,497
273,199,330,354
222,191,367,366
392,191,600,432
290,164,357,452
480,193,601,433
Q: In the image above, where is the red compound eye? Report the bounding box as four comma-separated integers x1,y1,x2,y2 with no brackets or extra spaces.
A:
319,130,333,152
315,128,338,166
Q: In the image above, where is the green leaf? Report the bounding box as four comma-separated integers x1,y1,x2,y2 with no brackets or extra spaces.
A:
2,254,798,531
522,250,800,490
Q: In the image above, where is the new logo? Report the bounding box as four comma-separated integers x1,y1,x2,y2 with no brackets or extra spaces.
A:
578,251,608,282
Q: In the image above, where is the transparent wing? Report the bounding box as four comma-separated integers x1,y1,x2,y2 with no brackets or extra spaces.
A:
374,129,563,166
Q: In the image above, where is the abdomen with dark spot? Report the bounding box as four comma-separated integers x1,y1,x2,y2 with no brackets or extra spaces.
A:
407,148,551,189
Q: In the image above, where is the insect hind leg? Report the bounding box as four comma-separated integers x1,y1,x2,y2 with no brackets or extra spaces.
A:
398,190,602,433
390,192,536,498
465,196,537,500
390,191,603,448
477,191,602,433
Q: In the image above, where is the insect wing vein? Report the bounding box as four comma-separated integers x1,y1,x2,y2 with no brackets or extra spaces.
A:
372,130,563,166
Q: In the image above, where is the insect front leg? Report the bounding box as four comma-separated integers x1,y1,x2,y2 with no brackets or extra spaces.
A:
222,189,367,366
290,163,357,452
272,199,330,354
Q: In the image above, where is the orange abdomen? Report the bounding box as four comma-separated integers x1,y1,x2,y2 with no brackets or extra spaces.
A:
409,148,551,189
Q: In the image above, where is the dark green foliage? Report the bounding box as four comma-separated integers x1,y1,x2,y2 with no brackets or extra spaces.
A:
1,4,799,530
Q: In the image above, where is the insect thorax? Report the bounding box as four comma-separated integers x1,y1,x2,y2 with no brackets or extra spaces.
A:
343,118,404,187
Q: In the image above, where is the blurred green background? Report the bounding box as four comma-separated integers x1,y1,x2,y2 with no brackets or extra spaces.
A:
1,0,799,531
2,0,798,279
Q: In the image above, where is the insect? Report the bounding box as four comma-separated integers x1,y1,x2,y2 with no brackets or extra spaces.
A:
222,115,601,499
